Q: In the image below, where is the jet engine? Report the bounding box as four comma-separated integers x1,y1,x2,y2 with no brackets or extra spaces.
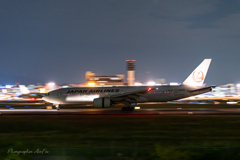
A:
93,98,111,108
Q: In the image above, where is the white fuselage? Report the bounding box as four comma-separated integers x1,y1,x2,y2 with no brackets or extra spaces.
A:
42,85,210,105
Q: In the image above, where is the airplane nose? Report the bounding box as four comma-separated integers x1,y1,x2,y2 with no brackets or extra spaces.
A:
42,96,48,101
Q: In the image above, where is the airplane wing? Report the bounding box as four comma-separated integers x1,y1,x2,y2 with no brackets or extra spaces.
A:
109,87,154,102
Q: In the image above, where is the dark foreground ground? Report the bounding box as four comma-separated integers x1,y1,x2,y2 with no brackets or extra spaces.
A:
1,112,240,160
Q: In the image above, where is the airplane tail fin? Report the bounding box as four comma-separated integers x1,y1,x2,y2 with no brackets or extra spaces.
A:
19,85,30,94
182,59,211,86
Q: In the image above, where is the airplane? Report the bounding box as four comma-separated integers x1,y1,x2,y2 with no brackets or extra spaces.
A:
18,85,46,98
42,59,212,111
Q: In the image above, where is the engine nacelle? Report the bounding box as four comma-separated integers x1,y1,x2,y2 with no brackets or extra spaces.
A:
93,98,111,108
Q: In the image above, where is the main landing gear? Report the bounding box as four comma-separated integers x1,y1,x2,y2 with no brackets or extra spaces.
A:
121,101,135,111
55,104,60,110
121,106,134,111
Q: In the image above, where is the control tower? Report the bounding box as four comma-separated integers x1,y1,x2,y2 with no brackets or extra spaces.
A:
126,60,135,86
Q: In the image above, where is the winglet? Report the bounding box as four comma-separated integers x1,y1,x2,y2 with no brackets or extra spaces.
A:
182,59,211,86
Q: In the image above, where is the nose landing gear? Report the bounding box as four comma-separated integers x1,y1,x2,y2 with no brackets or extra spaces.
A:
55,104,60,110
121,101,135,111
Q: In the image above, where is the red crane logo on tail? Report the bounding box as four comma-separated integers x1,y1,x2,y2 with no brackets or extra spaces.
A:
192,71,204,83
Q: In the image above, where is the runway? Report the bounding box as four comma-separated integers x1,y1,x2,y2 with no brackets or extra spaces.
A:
1,107,240,115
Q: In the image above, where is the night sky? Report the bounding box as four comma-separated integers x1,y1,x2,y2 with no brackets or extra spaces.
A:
1,0,240,86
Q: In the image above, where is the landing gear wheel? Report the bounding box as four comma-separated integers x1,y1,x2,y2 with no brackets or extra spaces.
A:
56,105,60,110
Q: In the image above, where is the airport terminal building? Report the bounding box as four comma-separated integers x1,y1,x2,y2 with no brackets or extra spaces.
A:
85,71,125,86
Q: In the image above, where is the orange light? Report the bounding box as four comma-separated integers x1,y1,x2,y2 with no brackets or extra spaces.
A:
88,82,95,86
148,87,152,91
31,97,35,101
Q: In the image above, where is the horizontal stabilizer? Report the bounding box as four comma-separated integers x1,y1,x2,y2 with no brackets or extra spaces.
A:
190,86,212,95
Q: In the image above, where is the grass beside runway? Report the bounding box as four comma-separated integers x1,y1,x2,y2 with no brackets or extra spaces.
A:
1,115,240,159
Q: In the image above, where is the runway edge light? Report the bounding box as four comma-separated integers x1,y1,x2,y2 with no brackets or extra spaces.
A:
135,106,140,109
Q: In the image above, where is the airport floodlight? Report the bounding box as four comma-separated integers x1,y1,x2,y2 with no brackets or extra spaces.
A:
88,82,95,86
147,81,156,85
135,82,142,86
2,89,7,94
46,82,56,91
40,88,46,93
5,85,12,88
48,82,55,86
